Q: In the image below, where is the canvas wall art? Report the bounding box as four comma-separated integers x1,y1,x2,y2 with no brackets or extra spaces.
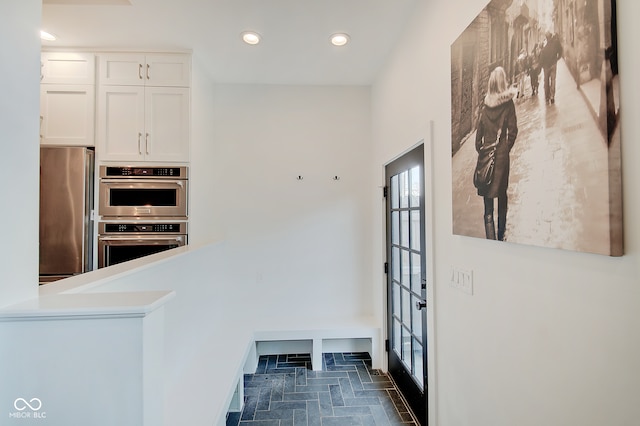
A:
450,0,622,256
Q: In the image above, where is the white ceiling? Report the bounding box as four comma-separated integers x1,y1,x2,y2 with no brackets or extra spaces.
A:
41,0,419,85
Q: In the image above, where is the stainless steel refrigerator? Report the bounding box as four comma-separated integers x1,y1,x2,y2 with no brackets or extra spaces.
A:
39,146,95,283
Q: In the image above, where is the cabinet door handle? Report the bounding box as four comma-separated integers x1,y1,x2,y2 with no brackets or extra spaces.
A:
138,63,143,80
146,64,150,80
138,132,143,154
146,133,150,154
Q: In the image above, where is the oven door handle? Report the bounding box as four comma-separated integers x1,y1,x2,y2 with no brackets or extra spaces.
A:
99,235,185,242
100,179,185,186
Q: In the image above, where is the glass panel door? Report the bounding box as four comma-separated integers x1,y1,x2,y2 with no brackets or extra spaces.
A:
386,144,427,424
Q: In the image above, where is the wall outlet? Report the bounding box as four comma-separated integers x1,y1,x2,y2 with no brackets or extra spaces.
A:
450,266,473,295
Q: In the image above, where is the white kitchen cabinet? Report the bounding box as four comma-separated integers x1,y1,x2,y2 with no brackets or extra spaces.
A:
40,84,95,146
97,85,190,162
98,53,191,87
41,52,95,85
40,52,96,146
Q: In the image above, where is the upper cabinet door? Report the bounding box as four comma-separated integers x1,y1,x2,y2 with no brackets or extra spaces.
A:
99,53,191,87
144,87,190,162
41,52,95,85
145,54,191,87
40,84,95,146
98,54,147,86
97,85,146,161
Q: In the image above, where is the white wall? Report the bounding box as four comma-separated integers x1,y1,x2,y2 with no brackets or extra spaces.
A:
0,0,41,307
372,1,640,425
188,54,221,244
202,84,375,321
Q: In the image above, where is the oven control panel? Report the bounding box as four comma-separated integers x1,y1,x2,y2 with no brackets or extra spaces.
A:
100,166,188,179
99,222,187,234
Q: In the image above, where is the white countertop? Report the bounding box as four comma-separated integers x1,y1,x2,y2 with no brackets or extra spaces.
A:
0,291,175,320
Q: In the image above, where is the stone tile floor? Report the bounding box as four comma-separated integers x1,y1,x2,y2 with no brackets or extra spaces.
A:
226,352,418,426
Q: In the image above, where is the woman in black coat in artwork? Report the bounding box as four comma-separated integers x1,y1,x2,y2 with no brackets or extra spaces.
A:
475,66,519,241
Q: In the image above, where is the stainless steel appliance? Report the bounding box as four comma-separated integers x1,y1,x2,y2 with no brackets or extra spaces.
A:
39,146,95,283
98,166,188,218
97,220,187,268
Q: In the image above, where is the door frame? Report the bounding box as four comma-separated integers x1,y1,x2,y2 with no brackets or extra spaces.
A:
381,128,437,426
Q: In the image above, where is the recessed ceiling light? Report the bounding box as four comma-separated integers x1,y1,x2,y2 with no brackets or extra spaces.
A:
241,31,261,45
40,30,57,41
330,33,350,47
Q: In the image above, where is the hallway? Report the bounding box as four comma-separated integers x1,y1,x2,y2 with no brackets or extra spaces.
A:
452,58,613,254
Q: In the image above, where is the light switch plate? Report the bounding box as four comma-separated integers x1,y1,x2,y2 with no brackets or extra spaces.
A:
450,266,473,295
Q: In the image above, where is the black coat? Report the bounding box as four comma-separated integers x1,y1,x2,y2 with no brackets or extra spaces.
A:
539,35,562,70
475,91,518,198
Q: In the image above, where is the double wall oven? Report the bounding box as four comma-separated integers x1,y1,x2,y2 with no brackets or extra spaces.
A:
98,165,188,268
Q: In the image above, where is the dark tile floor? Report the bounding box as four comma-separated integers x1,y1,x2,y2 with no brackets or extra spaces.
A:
226,352,418,426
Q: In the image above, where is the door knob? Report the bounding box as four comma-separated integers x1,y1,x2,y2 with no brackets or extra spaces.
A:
415,300,426,310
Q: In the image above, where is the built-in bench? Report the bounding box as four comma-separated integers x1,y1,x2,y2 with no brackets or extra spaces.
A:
250,316,381,372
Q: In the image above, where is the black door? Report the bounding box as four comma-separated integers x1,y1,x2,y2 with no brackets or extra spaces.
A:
385,144,427,424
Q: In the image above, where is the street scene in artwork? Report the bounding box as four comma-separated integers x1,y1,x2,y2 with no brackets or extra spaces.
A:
450,0,621,255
